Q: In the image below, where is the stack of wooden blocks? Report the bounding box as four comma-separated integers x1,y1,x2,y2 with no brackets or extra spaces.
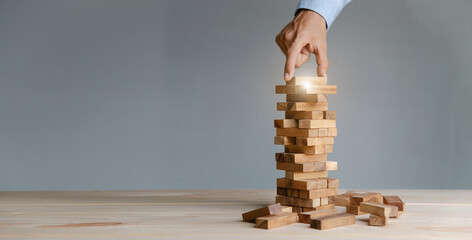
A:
274,76,338,213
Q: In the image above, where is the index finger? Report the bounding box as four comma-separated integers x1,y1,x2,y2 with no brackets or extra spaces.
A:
284,39,306,81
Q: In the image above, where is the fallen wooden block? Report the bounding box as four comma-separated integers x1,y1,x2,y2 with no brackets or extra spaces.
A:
350,192,382,205
286,94,328,103
296,137,334,146
369,214,388,226
274,119,298,128
285,111,325,120
275,195,321,208
346,205,367,215
360,202,398,217
277,102,328,111
334,195,351,206
298,209,338,224
275,85,337,94
310,213,355,230
276,178,328,190
276,161,337,172
303,203,335,212
274,136,296,145
299,120,336,128
298,188,339,199
285,171,328,180
281,206,293,213
277,128,337,137
255,212,298,230
383,196,405,211
392,210,405,218
286,76,327,86
242,204,282,222
276,153,327,163
285,145,333,154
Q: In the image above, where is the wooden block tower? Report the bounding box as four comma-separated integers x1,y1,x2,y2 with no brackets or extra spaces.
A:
274,76,338,213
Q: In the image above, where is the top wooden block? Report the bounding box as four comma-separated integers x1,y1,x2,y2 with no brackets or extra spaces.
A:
286,76,327,86
276,85,337,95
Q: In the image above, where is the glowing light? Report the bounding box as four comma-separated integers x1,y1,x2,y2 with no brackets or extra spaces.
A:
303,82,311,89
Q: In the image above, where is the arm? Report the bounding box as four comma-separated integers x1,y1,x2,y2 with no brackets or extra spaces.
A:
276,0,351,80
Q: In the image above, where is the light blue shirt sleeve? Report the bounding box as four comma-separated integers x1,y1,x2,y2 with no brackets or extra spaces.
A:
297,0,351,29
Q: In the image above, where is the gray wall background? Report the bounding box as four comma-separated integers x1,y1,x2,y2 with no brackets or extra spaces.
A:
1,0,471,191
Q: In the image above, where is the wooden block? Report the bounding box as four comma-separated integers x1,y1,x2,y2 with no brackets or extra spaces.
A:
346,205,367,215
242,204,282,222
310,213,355,230
275,195,321,208
285,111,325,120
324,111,336,120
276,161,337,172
277,102,328,111
278,153,327,163
287,188,299,198
328,196,335,204
360,202,398,217
287,94,328,103
334,195,351,206
286,76,327,86
277,178,328,190
275,85,337,94
255,212,297,230
299,120,336,128
303,203,335,212
321,197,329,205
285,145,333,154
350,192,382,205
298,188,339,199
328,127,337,136
292,206,303,213
281,206,293,213
277,187,288,196
298,209,338,224
296,137,334,146
327,178,339,188
369,215,388,226
274,119,298,128
274,136,296,145
276,128,320,137
392,210,405,218
383,196,405,211
318,128,328,137
285,171,328,180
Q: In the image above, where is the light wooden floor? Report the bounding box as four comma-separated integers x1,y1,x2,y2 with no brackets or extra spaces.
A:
1,189,472,239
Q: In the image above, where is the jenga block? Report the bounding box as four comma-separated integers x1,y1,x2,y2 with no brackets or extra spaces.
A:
275,85,337,94
318,128,328,137
360,202,398,217
328,196,335,204
310,213,355,230
328,128,337,136
281,206,293,213
287,188,299,198
242,204,282,222
350,192,382,205
277,178,328,190
299,120,336,128
383,196,405,211
292,206,303,213
287,94,328,103
346,205,367,215
285,171,328,180
276,161,337,172
277,187,288,196
286,76,327,86
276,128,320,137
285,111,325,120
274,136,296,145
278,153,327,163
324,111,336,120
275,195,321,208
298,188,339,199
369,215,388,226
321,197,329,205
327,178,339,188
334,195,351,206
392,211,405,218
274,119,298,128
296,137,334,146
255,212,297,230
277,102,328,111
285,145,333,154
298,209,338,224
303,203,335,212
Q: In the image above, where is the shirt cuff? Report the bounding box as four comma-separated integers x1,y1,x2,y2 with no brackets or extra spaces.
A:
297,0,351,30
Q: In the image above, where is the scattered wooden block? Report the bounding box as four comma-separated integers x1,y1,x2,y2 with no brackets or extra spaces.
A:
255,212,298,230
285,171,328,180
303,203,335,212
275,85,337,94
274,136,296,145
285,111,325,120
274,119,298,128
369,214,388,226
277,102,328,111
286,76,327,86
334,195,351,206
275,195,321,208
276,161,337,172
281,206,293,213
285,145,333,154
298,188,339,199
346,205,367,215
327,178,339,188
296,137,334,146
383,196,405,211
287,94,328,103
298,209,338,224
392,210,405,218
277,153,327,163
299,120,336,128
310,213,355,230
360,202,398,217
242,204,282,222
276,178,328,190
350,192,382,205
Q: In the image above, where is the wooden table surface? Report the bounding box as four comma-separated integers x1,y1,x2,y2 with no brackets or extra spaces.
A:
1,189,471,239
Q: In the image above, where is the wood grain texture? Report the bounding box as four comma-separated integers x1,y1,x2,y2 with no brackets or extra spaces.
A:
275,195,321,208
346,205,367,215
274,136,296,145
310,213,356,230
277,102,328,111
274,119,298,128
285,171,328,180
276,153,328,163
296,137,334,146
276,178,328,190
255,212,297,230
298,188,339,199
285,145,333,154
360,202,398,217
241,204,282,222
369,215,388,226
298,209,338,224
350,192,382,205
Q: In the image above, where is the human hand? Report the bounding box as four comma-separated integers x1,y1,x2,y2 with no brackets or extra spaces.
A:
275,10,328,81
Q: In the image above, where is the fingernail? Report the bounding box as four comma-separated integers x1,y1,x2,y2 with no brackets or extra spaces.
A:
284,73,290,81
